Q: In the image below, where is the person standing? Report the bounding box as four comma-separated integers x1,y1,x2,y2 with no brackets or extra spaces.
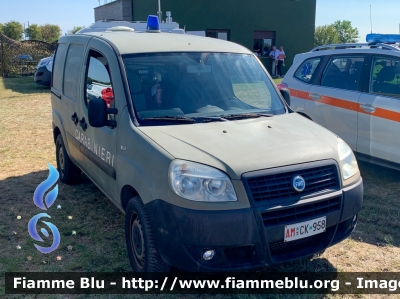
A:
269,46,278,77
276,46,286,78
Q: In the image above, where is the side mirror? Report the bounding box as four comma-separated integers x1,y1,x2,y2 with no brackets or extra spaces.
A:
280,88,291,106
88,98,118,128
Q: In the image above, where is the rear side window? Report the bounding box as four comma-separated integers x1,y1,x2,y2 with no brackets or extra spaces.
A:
321,56,365,91
294,57,321,83
52,43,67,91
63,44,84,100
370,56,400,98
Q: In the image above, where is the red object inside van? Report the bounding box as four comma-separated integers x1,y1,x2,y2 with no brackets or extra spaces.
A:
101,88,114,108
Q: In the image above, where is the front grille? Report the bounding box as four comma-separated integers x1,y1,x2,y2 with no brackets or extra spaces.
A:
261,196,341,226
268,226,335,262
224,245,255,262
245,164,339,203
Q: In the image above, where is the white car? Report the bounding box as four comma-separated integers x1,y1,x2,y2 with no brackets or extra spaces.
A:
280,34,400,170
34,55,54,86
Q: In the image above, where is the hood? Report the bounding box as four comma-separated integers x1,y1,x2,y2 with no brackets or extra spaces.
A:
139,113,339,180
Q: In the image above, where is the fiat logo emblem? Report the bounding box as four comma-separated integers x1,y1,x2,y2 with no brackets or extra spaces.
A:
292,175,306,192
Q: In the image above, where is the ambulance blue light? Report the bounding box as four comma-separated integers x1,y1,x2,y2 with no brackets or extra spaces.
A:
146,15,160,32
366,33,400,44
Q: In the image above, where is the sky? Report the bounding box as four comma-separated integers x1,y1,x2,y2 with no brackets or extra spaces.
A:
0,0,400,41
315,0,400,42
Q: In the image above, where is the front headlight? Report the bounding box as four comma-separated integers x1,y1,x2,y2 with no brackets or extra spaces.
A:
169,160,237,202
337,138,359,180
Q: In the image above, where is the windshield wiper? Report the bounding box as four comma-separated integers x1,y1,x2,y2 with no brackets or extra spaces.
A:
142,116,195,123
223,113,274,120
142,113,272,123
255,113,274,117
193,116,229,123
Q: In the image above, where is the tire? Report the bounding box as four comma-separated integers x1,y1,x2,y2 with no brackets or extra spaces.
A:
55,134,81,184
125,196,170,272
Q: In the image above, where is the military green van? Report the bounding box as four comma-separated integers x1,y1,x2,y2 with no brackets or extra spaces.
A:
51,18,363,272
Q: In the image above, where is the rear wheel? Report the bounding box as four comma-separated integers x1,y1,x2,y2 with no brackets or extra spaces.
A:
55,134,81,184
125,196,170,272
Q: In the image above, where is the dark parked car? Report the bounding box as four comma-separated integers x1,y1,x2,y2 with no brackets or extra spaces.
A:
13,54,33,63
34,55,53,86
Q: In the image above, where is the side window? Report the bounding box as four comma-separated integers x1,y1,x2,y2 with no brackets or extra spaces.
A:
63,44,84,99
85,51,114,109
370,56,400,98
321,56,365,91
52,43,68,91
294,57,321,83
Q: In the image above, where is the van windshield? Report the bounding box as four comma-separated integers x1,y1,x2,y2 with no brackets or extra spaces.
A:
123,52,285,125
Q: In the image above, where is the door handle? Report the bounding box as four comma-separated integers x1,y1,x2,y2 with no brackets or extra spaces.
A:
309,93,321,100
71,112,78,125
360,104,376,113
79,117,87,131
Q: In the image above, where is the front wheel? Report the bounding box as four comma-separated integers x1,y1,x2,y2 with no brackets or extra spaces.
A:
125,196,170,272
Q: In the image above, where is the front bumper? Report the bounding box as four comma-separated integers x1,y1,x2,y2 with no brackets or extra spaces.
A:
145,177,363,272
34,66,51,86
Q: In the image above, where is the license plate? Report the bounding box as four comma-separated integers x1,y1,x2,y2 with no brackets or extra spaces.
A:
284,216,326,242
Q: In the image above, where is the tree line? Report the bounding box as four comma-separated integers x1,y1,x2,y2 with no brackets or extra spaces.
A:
0,21,85,42
314,20,359,47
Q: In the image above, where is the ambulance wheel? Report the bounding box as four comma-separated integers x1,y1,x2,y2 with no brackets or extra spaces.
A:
125,196,170,272
55,134,81,184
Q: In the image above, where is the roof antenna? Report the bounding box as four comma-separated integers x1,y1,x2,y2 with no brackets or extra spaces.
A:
370,5,372,33
157,0,162,23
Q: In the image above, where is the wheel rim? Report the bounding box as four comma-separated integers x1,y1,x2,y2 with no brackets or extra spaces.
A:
129,212,145,269
57,143,65,176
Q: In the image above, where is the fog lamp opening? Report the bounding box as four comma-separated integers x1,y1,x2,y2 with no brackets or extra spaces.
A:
202,250,215,261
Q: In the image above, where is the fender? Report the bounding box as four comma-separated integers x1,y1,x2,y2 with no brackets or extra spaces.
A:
116,107,175,205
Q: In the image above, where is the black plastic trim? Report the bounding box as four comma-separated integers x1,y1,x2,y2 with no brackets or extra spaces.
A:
313,55,331,85
341,177,363,221
143,176,362,272
51,89,61,99
260,195,342,226
241,159,341,208
356,152,400,171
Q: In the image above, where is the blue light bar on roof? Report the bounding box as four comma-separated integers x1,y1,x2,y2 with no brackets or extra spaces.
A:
146,15,160,32
366,33,400,44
